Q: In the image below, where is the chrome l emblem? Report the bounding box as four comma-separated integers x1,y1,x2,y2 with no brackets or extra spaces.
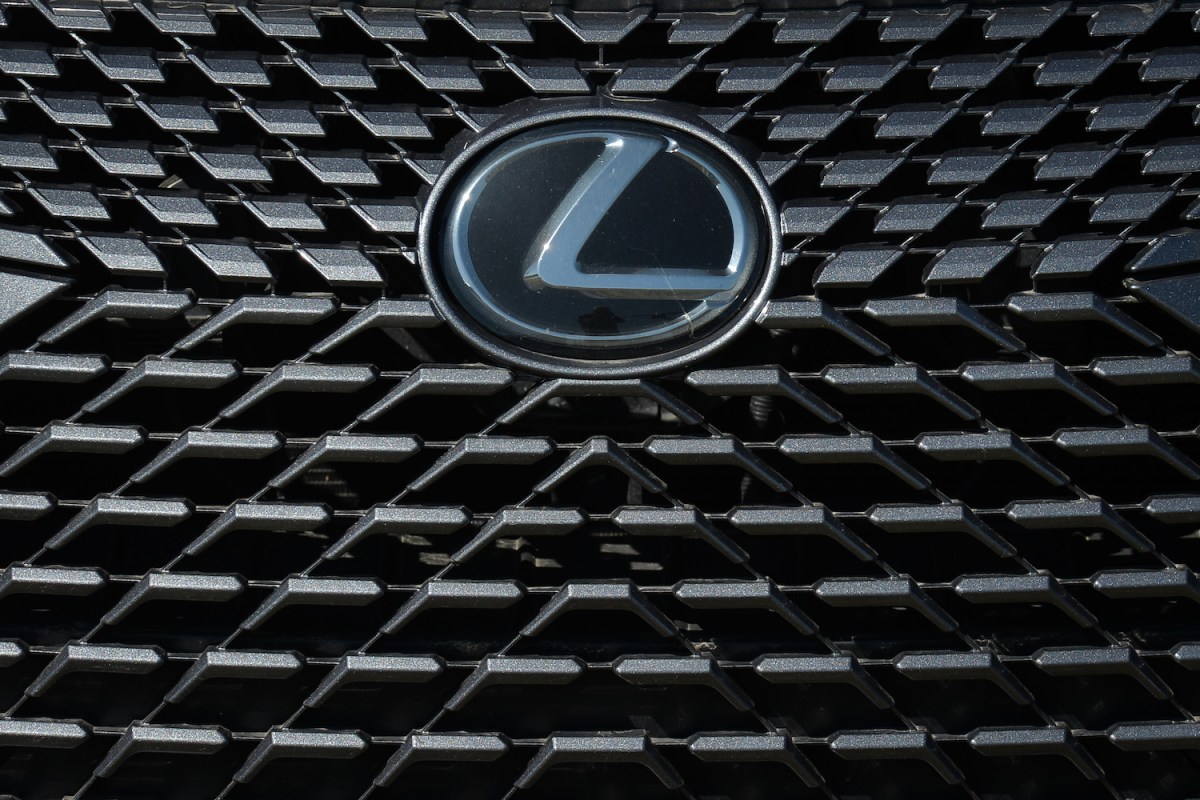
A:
423,111,778,374
520,131,753,300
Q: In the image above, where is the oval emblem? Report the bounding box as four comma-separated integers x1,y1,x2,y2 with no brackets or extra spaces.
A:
421,107,780,376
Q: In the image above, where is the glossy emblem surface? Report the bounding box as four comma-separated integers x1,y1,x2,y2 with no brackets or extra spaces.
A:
422,107,780,376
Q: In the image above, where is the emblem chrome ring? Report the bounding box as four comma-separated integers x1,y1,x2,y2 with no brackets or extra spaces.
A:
419,104,782,378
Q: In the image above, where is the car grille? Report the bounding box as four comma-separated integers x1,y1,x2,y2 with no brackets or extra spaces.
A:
2,1,1200,798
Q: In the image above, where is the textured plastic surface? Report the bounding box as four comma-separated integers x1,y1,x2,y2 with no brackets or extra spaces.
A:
1,2,1200,800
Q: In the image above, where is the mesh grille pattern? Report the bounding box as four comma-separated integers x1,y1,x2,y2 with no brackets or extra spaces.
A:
2,1,1200,798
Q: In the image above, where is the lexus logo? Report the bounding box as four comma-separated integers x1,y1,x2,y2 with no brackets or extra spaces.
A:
420,106,780,376
522,130,751,301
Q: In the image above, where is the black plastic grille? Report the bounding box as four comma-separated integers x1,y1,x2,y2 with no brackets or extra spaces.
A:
2,1,1200,798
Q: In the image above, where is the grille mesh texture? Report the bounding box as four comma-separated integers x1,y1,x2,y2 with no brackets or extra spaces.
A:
2,1,1200,799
